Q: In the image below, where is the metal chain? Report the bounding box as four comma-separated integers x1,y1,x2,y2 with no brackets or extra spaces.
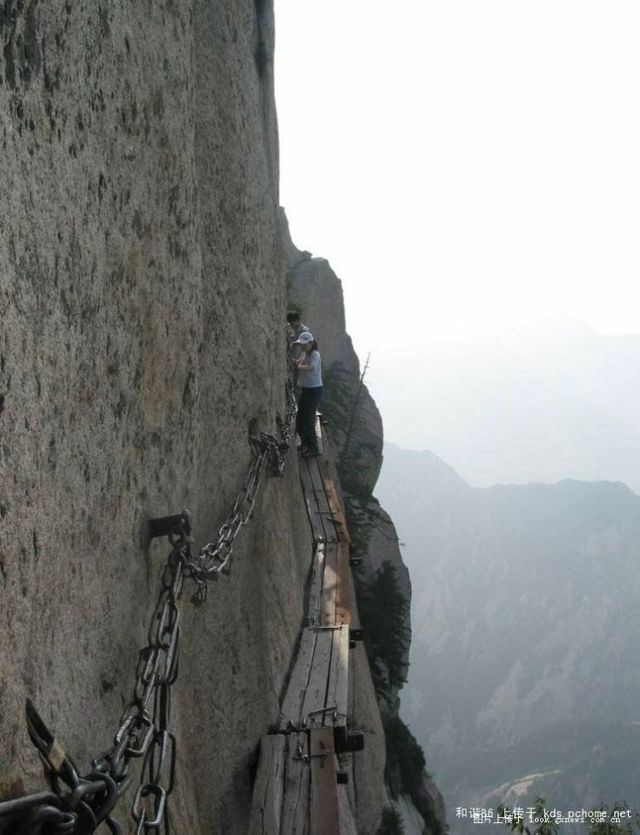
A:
184,377,298,602
11,541,187,835
0,373,298,834
99,543,184,834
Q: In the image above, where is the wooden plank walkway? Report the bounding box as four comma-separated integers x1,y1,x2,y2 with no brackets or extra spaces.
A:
279,625,349,731
250,416,362,834
249,732,311,835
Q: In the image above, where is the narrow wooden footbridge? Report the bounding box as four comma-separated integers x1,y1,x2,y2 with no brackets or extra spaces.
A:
249,419,363,834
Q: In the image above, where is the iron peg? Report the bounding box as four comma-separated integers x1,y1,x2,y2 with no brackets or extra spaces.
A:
148,511,192,542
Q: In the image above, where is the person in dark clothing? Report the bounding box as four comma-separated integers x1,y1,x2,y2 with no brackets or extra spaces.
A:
294,331,323,456
286,311,309,343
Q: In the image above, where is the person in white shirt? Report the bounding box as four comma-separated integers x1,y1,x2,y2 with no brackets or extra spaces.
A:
294,331,323,456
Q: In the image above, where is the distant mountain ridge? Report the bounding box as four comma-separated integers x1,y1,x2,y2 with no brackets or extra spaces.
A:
370,321,640,492
376,443,640,828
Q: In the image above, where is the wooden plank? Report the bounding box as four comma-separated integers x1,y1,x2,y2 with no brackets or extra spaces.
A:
307,454,329,503
299,458,326,544
306,543,326,627
300,458,334,542
300,466,333,543
305,459,336,544
300,630,333,728
307,496,326,544
249,734,286,835
318,458,351,543
321,473,351,545
325,626,349,730
309,728,340,835
282,732,311,835
318,457,335,490
335,543,352,626
280,629,318,729
320,542,339,626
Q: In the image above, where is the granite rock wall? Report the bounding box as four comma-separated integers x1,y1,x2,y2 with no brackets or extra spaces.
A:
1,3,313,832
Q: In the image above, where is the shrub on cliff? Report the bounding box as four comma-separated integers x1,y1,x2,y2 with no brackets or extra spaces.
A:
384,714,428,799
359,561,410,695
377,805,406,834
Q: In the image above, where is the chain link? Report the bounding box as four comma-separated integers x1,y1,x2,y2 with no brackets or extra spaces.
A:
1,372,299,834
184,377,298,600
116,546,182,833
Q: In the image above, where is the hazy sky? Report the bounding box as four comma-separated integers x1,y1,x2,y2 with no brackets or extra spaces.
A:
274,1,640,360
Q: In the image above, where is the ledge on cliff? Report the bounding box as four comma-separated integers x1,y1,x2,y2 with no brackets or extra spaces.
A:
1,2,302,832
282,213,448,835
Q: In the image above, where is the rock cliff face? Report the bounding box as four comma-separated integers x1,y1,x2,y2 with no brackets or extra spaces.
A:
1,2,310,832
1,3,444,833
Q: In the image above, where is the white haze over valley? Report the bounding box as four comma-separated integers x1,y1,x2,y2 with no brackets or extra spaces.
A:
275,5,640,823
373,319,640,491
275,1,640,489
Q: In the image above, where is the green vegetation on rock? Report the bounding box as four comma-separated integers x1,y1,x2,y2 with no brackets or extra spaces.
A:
377,805,406,835
359,561,410,695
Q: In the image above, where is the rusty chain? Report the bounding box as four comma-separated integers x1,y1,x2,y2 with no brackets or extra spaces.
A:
0,377,298,834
